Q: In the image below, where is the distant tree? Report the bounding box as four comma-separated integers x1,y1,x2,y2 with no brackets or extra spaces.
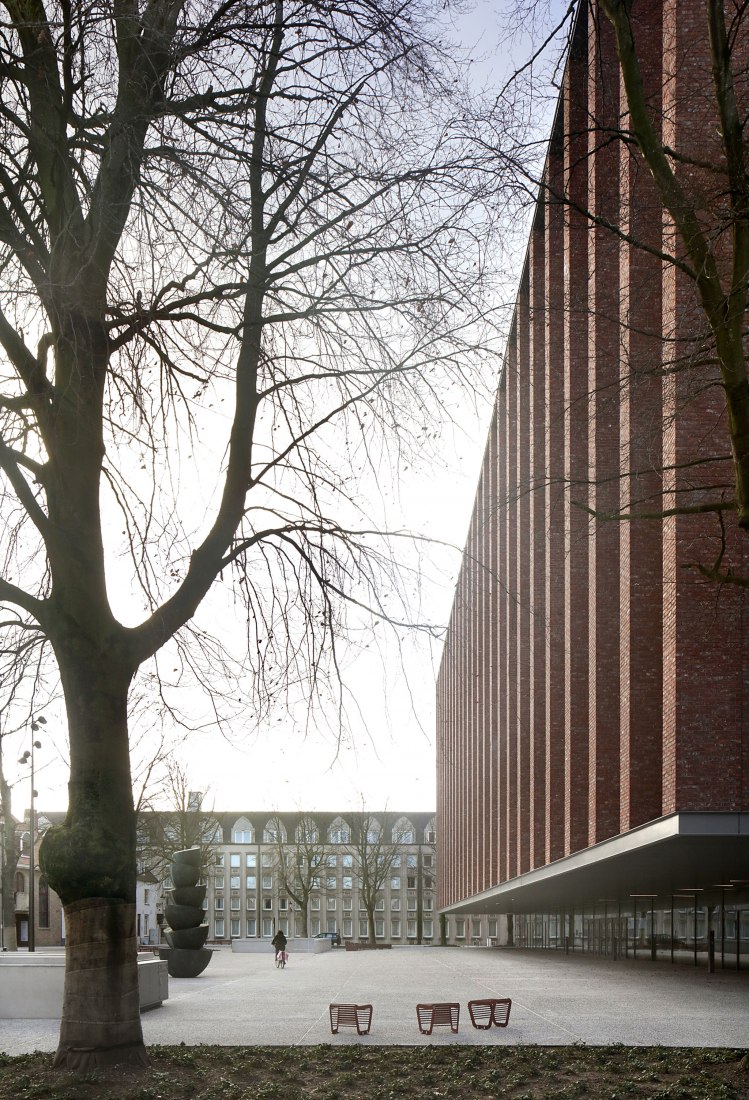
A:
0,0,496,1066
269,814,330,937
347,812,403,945
136,763,220,884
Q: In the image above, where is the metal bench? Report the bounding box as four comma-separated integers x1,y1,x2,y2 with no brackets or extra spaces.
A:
467,997,512,1029
416,1002,460,1035
329,1003,373,1035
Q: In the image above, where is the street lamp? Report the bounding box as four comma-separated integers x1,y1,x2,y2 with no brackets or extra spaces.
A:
18,716,45,952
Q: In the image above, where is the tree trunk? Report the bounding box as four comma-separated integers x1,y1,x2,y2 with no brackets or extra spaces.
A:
54,897,146,1069
39,646,145,1068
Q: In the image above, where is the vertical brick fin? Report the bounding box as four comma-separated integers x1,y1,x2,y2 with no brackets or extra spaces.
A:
516,261,532,874
619,2,665,832
505,319,519,879
529,208,547,869
497,368,509,883
563,0,590,856
587,7,621,845
544,111,566,867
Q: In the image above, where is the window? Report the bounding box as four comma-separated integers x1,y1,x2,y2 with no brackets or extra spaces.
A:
262,918,273,937
342,918,353,937
311,896,321,911
390,877,400,891
230,854,241,868
246,897,256,911
246,918,256,937
233,823,253,843
311,918,321,936
424,876,433,889
143,914,149,937
326,876,336,891
391,919,401,938
342,854,353,868
455,918,465,939
472,919,482,937
407,897,417,911
359,919,369,938
407,876,416,889
392,819,414,844
391,898,401,911
246,875,256,890
329,823,350,844
343,896,352,911
423,854,433,868
279,897,288,911
230,919,240,938
214,875,225,889
230,897,241,911
425,829,436,844
342,876,353,890
375,898,385,911
215,918,225,937
294,917,304,937
246,853,257,868
216,854,225,867
263,897,272,911
262,852,273,867
407,920,417,938
38,876,49,929
326,917,337,934
375,920,384,938
215,897,224,910
424,897,433,911
279,917,289,935
406,854,417,868
144,889,150,904
327,897,336,911
488,918,497,937
391,855,401,868
15,872,25,893
423,920,433,938
230,875,241,890
262,874,272,889
327,855,337,868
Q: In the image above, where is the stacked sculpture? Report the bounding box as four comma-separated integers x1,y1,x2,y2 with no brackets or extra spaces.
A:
161,847,212,978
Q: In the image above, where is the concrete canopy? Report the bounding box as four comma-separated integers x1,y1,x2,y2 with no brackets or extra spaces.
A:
441,813,749,915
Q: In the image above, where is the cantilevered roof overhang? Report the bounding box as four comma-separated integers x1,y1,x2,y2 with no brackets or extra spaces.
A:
441,813,749,914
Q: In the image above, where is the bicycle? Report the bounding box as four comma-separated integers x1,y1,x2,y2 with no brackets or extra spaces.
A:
275,949,287,969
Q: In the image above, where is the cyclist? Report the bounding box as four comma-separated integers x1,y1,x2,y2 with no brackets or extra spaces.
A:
271,928,288,966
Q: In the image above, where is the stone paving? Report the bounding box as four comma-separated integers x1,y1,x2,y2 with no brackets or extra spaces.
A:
1,946,747,1054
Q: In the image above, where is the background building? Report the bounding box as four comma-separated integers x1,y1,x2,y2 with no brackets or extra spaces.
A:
436,0,749,966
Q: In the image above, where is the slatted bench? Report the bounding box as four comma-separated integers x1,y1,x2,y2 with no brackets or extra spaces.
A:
416,1002,460,1035
467,998,512,1029
329,1003,373,1035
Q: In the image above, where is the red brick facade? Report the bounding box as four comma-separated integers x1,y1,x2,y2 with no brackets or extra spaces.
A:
436,1,749,913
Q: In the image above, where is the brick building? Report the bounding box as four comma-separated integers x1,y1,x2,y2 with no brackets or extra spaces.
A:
436,1,749,962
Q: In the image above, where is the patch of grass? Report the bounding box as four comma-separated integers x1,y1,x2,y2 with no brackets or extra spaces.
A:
0,1047,746,1100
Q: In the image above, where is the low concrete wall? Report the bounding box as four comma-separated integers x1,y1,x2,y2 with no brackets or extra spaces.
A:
0,953,168,1018
231,937,331,954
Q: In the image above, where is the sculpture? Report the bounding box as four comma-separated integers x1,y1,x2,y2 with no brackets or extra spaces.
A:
160,847,212,978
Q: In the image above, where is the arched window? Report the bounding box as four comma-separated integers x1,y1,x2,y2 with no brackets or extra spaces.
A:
15,872,25,894
424,818,436,844
365,818,381,844
295,817,318,844
392,817,414,844
232,817,254,844
263,819,286,843
328,817,350,844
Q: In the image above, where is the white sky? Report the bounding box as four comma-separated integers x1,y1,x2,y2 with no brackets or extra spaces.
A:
7,1,566,821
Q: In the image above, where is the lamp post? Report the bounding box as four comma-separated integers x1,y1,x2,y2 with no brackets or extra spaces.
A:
18,717,45,952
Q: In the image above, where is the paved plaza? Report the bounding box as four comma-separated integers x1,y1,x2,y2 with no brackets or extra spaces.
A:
1,946,747,1054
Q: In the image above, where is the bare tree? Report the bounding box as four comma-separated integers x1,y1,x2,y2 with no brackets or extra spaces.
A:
269,814,330,938
136,762,220,885
0,0,497,1067
347,811,403,945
